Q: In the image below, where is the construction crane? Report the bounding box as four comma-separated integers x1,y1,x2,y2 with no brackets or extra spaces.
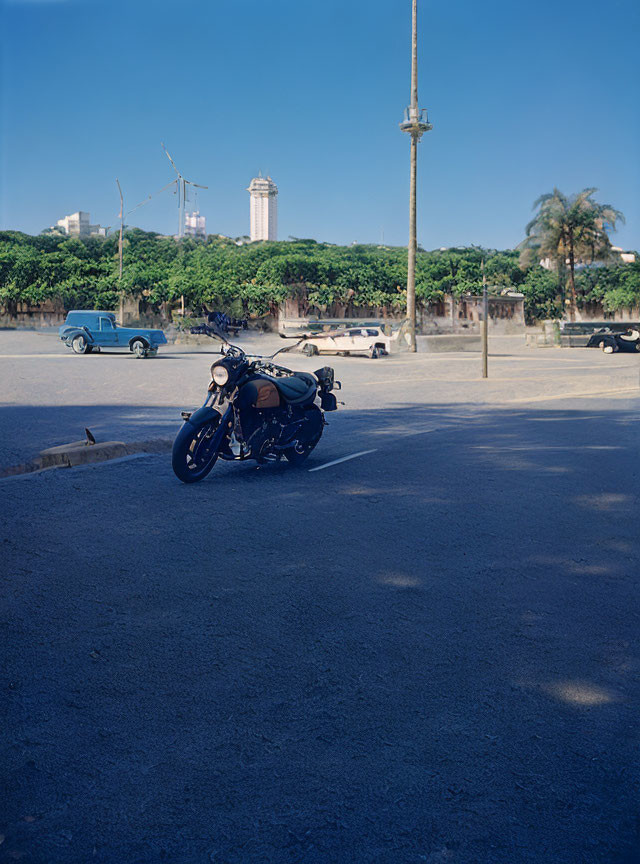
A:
161,143,208,238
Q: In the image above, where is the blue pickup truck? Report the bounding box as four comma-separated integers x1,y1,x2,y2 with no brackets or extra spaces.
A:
59,311,167,358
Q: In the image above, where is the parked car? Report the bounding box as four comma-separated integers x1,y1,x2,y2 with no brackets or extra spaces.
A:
59,311,167,358
300,326,392,359
586,327,640,354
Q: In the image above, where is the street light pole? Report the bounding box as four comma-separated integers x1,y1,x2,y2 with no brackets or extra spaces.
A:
482,259,488,378
400,0,432,352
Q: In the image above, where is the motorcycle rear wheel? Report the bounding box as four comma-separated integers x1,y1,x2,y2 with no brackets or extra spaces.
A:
172,420,220,483
284,433,322,466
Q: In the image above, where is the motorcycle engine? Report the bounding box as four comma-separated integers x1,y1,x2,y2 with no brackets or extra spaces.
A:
239,410,283,460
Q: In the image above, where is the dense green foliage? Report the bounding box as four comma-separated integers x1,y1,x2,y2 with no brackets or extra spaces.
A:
519,188,625,318
575,261,640,312
0,228,638,322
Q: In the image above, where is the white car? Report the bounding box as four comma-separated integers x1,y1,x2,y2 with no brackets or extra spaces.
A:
301,326,392,359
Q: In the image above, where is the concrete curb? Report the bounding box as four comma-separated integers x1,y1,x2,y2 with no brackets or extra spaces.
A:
0,438,173,479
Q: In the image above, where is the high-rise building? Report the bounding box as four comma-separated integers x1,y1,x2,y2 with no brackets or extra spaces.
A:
184,210,206,238
53,211,106,237
247,175,277,242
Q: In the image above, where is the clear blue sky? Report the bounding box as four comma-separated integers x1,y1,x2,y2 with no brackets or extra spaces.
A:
1,0,638,250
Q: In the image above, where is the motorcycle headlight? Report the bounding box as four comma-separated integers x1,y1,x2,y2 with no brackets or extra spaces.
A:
211,364,230,387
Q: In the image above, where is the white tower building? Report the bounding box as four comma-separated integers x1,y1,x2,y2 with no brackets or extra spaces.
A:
248,174,278,241
184,211,206,238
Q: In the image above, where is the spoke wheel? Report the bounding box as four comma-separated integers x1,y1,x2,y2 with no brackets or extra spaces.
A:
71,335,87,354
172,421,221,483
131,339,148,358
284,433,321,466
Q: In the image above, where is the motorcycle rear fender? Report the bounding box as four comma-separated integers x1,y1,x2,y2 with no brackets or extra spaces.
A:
320,391,338,411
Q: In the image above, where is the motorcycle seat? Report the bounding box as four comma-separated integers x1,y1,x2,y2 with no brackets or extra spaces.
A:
273,372,317,405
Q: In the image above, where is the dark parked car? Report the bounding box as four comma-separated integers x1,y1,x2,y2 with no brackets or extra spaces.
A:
586,327,640,354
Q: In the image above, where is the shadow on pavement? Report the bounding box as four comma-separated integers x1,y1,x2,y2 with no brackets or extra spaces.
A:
1,401,639,862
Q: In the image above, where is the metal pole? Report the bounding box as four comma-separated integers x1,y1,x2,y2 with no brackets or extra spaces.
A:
116,178,124,281
177,179,181,238
482,260,488,378
406,0,419,353
411,0,418,108
181,178,186,238
407,133,417,352
400,0,431,352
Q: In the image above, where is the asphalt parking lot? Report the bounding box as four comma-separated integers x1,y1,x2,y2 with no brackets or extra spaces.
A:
1,330,639,863
0,329,638,469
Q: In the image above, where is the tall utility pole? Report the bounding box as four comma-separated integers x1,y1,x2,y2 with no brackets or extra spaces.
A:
400,0,432,352
481,259,488,378
116,178,124,281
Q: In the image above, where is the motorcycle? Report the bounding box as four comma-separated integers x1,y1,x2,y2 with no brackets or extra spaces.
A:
197,310,248,337
172,335,341,483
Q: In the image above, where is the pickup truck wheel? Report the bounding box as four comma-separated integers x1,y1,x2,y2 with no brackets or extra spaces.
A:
71,335,88,354
369,345,381,359
131,339,148,359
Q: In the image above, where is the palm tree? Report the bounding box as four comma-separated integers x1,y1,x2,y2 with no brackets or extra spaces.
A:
519,188,624,319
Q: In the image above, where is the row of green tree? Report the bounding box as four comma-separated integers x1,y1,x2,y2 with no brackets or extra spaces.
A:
0,222,638,324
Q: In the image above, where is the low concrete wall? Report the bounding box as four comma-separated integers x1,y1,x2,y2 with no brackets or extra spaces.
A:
416,334,482,353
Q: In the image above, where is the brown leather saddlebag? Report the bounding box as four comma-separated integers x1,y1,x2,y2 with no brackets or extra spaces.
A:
254,380,280,409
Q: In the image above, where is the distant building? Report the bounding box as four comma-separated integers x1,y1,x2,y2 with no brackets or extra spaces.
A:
247,174,277,242
185,210,206,238
541,246,636,270
53,211,106,237
611,246,636,264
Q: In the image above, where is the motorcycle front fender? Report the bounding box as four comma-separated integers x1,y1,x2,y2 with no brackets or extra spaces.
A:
187,404,223,428
186,403,233,451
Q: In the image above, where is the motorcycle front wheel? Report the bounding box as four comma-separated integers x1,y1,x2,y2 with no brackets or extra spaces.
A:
172,420,221,483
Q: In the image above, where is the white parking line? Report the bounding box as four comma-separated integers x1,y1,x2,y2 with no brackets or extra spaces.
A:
309,449,378,472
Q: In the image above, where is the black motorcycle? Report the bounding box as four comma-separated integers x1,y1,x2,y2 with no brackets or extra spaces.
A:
172,338,341,483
